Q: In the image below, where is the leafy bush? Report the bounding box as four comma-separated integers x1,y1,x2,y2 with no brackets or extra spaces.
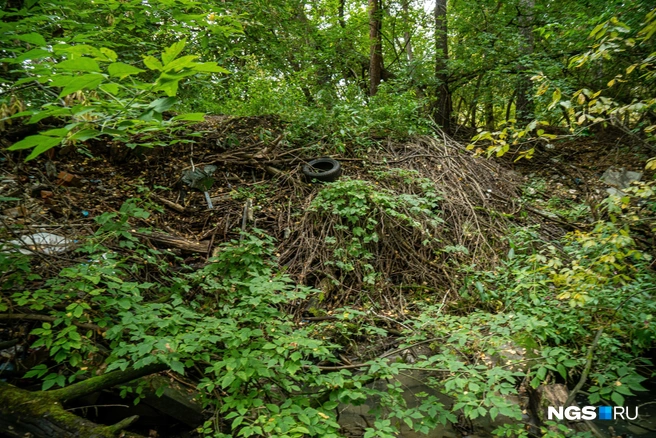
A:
6,39,231,159
310,176,443,286
460,223,654,406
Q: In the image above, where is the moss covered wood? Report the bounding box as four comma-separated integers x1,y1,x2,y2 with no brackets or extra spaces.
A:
0,362,167,438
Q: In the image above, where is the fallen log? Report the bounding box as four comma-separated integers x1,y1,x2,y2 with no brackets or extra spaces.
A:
0,362,167,438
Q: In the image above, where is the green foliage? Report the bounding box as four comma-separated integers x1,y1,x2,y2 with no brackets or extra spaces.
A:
3,200,456,437
466,119,559,160
460,223,655,405
310,176,442,285
6,39,230,159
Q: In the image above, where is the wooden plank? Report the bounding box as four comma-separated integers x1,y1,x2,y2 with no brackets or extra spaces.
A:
132,231,209,253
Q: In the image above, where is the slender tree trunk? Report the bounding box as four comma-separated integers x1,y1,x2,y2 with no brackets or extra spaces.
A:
470,74,484,129
485,100,495,130
368,0,383,96
433,0,452,132
506,90,516,123
560,105,572,128
402,0,413,62
338,0,346,28
455,96,464,122
484,75,495,130
515,0,535,125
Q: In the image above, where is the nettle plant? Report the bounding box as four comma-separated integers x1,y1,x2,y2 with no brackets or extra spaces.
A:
310,175,443,285
6,38,230,159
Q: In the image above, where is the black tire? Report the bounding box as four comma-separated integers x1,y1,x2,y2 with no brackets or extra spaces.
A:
302,158,342,182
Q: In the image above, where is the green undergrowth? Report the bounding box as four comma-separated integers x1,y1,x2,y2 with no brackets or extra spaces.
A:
309,174,443,287
458,221,655,404
2,186,656,437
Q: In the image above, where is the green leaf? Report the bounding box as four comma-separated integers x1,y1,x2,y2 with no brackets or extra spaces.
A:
42,128,70,137
611,391,625,406
232,416,244,429
8,135,61,151
16,33,47,46
108,62,145,79
590,22,606,39
155,78,180,97
614,384,634,396
556,364,567,379
193,62,230,73
99,83,120,95
72,305,84,318
117,297,132,309
143,56,163,71
58,73,104,97
15,48,51,62
99,47,118,62
323,401,338,410
162,55,198,72
499,406,521,420
161,39,187,65
589,392,601,404
169,360,185,375
221,373,235,388
54,44,101,58
56,57,101,72
148,97,177,113
70,129,101,141
172,113,205,121
42,377,57,391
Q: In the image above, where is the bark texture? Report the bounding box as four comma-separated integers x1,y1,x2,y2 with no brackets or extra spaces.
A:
433,0,452,132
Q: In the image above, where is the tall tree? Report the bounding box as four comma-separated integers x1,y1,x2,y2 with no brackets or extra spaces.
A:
433,0,452,132
515,0,535,125
368,0,383,96
402,0,413,62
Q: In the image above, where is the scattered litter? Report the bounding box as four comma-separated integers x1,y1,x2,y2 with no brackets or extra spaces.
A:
82,210,89,217
2,232,74,255
0,362,14,372
45,160,57,178
601,167,642,191
56,171,82,187
179,165,217,209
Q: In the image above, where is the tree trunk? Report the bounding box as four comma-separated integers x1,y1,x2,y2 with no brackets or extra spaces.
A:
506,89,516,123
470,74,484,129
484,76,495,130
0,363,167,438
433,0,451,132
368,0,383,96
338,0,346,28
402,0,413,62
515,0,535,125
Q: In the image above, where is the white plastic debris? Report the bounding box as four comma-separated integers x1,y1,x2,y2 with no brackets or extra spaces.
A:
2,232,73,255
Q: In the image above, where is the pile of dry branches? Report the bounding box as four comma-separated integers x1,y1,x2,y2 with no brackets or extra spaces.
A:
279,133,523,305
